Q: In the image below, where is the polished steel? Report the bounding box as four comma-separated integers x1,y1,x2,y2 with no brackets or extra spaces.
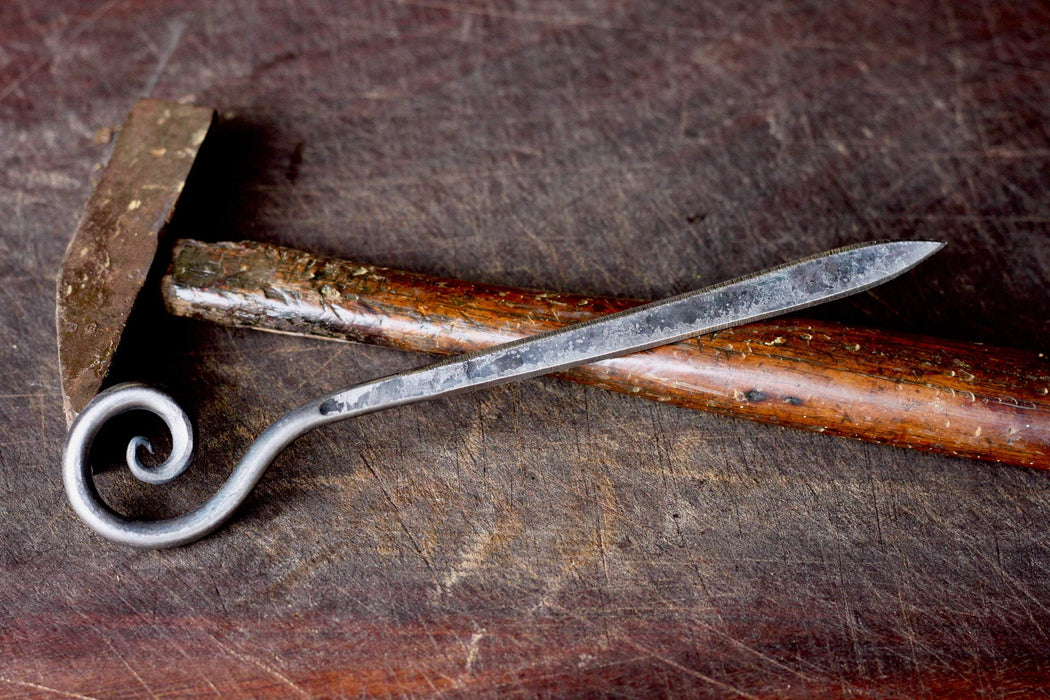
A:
63,241,943,548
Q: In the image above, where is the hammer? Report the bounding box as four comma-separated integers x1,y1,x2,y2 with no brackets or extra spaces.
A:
57,100,1050,470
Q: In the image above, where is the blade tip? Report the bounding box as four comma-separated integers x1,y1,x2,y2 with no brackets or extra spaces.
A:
916,239,947,253
905,239,946,264
870,239,945,270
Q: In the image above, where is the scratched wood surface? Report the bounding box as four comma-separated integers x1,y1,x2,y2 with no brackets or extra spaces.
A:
2,1,1049,697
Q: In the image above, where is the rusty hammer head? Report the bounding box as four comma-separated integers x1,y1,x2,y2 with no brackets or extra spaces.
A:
55,100,215,424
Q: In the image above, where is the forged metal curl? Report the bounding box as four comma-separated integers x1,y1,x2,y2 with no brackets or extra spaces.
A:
62,242,942,549
63,382,313,548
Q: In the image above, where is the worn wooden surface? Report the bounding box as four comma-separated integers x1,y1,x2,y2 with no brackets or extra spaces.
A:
2,1,1050,696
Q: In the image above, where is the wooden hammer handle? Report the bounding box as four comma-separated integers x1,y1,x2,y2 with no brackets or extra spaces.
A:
163,239,1050,469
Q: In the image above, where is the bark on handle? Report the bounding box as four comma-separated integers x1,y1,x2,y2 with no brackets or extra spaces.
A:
163,239,1050,469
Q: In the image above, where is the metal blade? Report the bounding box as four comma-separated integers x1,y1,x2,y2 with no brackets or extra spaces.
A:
318,240,944,418
63,240,942,549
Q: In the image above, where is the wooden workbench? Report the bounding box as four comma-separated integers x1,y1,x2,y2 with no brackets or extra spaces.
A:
2,1,1048,695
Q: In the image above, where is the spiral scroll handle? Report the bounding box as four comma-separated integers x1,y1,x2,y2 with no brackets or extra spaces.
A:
63,383,320,548
62,345,582,549
64,374,426,548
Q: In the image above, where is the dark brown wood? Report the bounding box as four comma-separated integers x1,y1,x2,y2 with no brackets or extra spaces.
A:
4,0,1050,697
55,100,214,422
166,239,1050,469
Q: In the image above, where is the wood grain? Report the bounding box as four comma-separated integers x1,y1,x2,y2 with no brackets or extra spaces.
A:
2,0,1049,697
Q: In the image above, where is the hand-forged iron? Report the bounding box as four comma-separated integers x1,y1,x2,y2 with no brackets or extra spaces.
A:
63,241,942,548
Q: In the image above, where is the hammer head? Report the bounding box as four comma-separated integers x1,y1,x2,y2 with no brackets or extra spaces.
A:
56,99,215,424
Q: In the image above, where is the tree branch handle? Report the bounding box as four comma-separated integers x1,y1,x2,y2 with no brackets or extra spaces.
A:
163,239,1050,469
